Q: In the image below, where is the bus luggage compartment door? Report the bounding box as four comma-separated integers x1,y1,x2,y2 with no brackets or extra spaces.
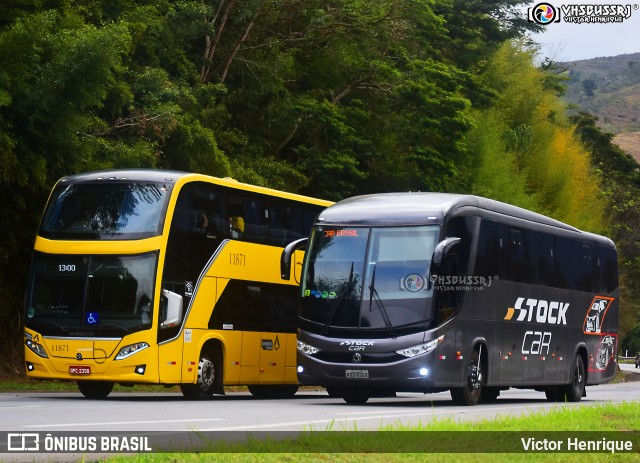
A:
258,332,287,384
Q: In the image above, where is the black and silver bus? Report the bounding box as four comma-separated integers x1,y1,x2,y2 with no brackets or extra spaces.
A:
281,193,619,405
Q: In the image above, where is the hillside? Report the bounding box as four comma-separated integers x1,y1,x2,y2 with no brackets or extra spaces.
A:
613,131,640,163
562,52,640,134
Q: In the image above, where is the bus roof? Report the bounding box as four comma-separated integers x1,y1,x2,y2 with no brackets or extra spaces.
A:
317,192,613,246
56,169,332,207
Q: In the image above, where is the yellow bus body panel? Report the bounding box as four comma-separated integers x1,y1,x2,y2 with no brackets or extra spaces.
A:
25,171,332,390
25,327,160,383
34,236,163,255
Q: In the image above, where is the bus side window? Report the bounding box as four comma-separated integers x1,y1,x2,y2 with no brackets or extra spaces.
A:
506,228,528,283
474,219,504,281
436,215,475,323
228,195,266,243
528,231,554,287
443,216,474,276
438,251,459,322
579,244,596,292
554,238,595,291
268,201,301,246
596,245,618,294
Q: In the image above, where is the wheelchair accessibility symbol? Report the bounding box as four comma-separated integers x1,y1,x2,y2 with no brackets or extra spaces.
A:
86,312,99,325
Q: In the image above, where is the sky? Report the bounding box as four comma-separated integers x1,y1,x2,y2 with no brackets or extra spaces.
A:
527,1,640,61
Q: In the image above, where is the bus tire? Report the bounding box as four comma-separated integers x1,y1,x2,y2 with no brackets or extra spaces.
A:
248,385,298,399
450,348,483,406
480,387,500,403
562,354,586,402
342,393,369,405
326,386,369,404
181,348,221,400
77,380,113,399
325,387,341,398
544,387,560,402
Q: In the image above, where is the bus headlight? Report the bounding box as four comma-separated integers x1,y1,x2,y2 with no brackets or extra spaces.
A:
25,339,48,358
115,342,149,360
297,340,321,355
396,335,444,358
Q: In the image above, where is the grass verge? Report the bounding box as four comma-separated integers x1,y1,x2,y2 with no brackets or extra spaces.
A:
99,402,640,463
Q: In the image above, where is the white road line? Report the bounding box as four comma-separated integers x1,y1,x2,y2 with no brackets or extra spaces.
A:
24,418,224,428
0,405,44,409
335,403,560,416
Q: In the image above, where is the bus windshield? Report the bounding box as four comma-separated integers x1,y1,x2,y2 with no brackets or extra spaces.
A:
39,182,170,240
26,252,158,337
300,225,440,335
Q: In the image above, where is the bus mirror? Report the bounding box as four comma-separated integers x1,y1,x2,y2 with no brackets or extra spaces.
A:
431,237,461,269
281,238,308,280
160,289,183,329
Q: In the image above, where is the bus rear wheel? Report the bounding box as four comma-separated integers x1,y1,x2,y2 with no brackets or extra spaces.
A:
77,380,113,399
181,348,222,400
563,354,586,402
545,354,586,402
480,387,500,403
450,348,483,406
248,385,298,399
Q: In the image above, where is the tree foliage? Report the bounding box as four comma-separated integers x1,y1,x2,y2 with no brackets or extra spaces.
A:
468,42,607,233
2,0,634,368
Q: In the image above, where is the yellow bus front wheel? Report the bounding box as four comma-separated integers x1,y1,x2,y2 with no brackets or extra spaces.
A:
181,347,223,400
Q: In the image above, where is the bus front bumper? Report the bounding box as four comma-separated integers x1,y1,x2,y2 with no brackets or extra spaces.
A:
296,353,439,392
24,344,160,384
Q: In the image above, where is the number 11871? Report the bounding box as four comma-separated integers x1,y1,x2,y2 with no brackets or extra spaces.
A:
229,253,246,266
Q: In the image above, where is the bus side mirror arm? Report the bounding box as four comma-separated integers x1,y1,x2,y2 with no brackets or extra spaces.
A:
431,237,461,271
160,289,183,329
281,238,308,280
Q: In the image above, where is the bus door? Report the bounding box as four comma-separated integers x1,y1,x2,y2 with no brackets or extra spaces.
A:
239,330,287,385
498,316,525,384
159,335,184,383
498,229,528,384
158,288,189,384
257,285,295,384
238,285,289,384
240,330,261,383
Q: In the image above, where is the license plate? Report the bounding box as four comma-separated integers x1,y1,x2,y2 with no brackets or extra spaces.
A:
69,366,91,375
345,369,369,379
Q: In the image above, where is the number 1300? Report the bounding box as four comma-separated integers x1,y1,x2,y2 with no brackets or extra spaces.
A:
59,264,76,272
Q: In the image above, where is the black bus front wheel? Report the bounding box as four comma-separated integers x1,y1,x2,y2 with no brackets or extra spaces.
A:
450,348,484,406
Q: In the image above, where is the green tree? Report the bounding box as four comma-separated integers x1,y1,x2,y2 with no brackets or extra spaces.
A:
468,41,607,233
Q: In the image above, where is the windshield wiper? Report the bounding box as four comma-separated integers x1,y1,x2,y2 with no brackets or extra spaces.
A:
322,262,354,335
368,265,395,337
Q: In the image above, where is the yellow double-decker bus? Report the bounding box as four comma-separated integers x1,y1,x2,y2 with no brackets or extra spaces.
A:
24,170,332,399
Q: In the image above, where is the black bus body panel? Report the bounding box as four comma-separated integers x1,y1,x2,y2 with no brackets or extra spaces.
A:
297,193,619,392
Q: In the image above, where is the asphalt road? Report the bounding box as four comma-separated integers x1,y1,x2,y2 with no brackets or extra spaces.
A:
1,369,639,461
1,373,639,433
